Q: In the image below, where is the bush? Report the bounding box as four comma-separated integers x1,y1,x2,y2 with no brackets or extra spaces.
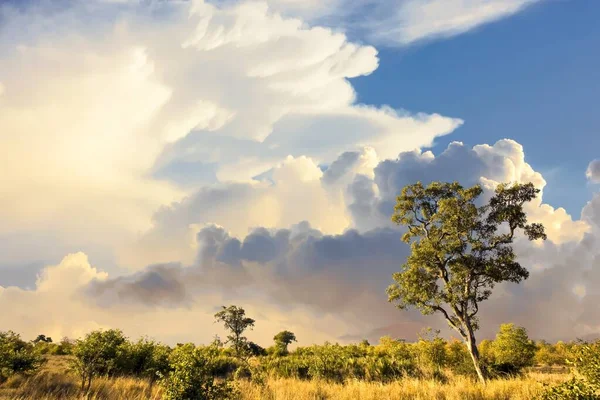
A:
540,377,598,400
70,329,129,392
263,339,416,383
446,339,476,376
121,337,171,387
0,331,45,382
539,340,600,399
160,343,239,400
414,329,447,377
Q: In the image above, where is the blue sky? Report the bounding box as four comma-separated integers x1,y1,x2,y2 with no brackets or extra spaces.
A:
352,0,600,216
1,0,599,344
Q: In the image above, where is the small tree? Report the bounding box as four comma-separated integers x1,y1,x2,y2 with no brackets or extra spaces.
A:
33,334,53,343
214,305,255,361
273,331,297,355
71,329,128,392
490,323,536,374
387,181,546,384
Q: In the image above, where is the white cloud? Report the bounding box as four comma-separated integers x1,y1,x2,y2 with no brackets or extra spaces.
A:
374,0,541,45
587,159,600,184
0,0,459,271
256,0,541,46
2,0,596,346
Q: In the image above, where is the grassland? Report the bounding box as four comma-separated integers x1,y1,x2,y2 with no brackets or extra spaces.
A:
0,356,568,400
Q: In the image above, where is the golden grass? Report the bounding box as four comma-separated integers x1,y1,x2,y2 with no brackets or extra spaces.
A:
0,356,567,400
238,373,565,400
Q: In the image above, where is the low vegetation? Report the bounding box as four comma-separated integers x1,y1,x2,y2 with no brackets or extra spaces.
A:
0,318,598,399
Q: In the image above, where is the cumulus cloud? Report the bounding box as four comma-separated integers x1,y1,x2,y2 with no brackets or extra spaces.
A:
4,190,599,345
5,137,596,345
587,159,600,183
348,139,589,243
0,0,459,273
121,155,355,268
1,0,595,347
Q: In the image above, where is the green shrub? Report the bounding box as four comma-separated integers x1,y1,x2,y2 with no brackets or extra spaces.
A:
539,340,600,399
160,343,238,400
70,329,129,392
122,337,171,387
0,331,45,382
540,377,598,400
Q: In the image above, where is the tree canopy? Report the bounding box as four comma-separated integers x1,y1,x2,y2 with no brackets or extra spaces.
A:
387,181,546,383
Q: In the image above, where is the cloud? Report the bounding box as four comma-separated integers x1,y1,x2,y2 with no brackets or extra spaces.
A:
0,0,460,273
4,137,597,346
2,0,595,347
122,155,354,268
0,249,365,345
250,0,541,46
587,159,600,184
346,139,589,244
369,0,541,46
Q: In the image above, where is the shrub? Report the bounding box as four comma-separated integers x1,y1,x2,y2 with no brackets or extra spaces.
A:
70,329,129,392
160,343,239,400
0,331,45,382
446,339,476,376
122,337,171,388
539,340,600,399
492,324,536,372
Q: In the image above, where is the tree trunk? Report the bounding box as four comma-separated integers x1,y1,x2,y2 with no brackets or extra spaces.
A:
465,332,486,385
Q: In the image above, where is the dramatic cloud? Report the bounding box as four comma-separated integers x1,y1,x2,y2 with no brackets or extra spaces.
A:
587,159,600,184
2,0,594,348
4,138,596,345
0,0,459,272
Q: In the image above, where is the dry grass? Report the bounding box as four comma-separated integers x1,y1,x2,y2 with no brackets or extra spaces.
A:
0,356,567,400
238,373,565,400
0,356,160,400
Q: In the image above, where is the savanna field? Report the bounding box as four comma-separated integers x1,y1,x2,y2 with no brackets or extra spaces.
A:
0,322,599,400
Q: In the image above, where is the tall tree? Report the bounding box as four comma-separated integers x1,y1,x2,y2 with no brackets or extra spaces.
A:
214,305,255,360
387,181,546,384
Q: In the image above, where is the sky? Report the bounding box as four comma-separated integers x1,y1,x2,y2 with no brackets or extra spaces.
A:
0,0,599,346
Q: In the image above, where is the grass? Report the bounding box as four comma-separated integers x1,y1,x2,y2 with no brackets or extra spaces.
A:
0,356,567,400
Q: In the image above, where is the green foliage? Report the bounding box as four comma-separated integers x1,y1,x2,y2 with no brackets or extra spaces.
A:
414,329,448,376
0,331,45,382
571,341,600,387
540,377,599,400
70,329,128,392
539,340,600,399
214,305,256,361
264,339,417,383
273,330,297,355
488,323,536,375
535,340,572,367
387,181,546,382
122,337,171,385
160,343,239,400
446,339,476,376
